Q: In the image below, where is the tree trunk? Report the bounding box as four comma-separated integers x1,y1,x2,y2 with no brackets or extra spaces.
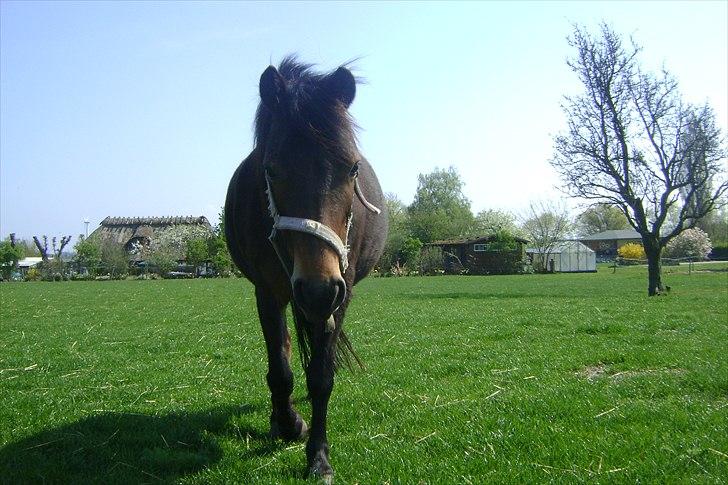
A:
644,238,664,296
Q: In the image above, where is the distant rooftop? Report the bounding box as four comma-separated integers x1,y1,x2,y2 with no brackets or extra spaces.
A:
100,216,210,226
579,229,640,241
428,234,529,246
527,240,595,254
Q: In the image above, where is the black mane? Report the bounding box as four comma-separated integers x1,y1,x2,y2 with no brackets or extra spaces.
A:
254,56,358,149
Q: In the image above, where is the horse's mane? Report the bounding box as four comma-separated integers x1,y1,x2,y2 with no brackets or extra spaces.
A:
254,56,358,150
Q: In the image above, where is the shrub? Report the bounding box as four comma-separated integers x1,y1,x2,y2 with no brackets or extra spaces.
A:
664,228,712,260
617,242,646,260
25,268,41,281
400,237,423,268
99,240,129,277
419,246,444,275
70,273,93,281
519,259,535,274
484,230,519,251
0,239,24,279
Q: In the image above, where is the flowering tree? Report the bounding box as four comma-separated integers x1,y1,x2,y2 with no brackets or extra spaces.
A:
146,225,212,275
664,228,712,259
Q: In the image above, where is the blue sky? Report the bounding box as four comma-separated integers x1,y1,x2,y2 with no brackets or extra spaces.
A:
1,1,726,240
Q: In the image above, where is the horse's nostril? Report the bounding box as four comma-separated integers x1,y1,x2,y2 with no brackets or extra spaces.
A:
332,277,346,311
292,277,346,321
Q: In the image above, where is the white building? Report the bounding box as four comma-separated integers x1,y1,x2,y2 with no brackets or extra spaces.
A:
16,257,44,274
527,241,597,273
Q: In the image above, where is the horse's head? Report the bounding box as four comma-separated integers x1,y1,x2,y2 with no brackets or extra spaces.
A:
255,57,360,322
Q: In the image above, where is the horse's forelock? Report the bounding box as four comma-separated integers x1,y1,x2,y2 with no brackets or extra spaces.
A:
254,56,358,150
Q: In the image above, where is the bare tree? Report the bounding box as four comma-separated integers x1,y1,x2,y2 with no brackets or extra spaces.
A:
520,201,572,273
552,23,727,295
51,236,72,259
33,235,72,279
33,236,50,262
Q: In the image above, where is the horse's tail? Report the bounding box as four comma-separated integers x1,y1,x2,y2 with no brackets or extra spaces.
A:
292,310,363,372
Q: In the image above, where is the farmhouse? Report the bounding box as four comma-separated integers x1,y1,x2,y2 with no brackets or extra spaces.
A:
526,241,597,273
90,216,213,260
428,235,529,275
579,229,641,260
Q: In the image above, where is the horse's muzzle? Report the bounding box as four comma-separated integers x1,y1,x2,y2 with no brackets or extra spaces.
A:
292,276,346,322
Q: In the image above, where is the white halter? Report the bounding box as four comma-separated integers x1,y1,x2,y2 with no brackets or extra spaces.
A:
264,166,381,277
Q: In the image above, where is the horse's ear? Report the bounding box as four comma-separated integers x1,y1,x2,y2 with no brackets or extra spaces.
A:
327,67,356,108
260,65,286,110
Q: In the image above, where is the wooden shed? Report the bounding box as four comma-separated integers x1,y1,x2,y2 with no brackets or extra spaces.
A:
428,235,529,275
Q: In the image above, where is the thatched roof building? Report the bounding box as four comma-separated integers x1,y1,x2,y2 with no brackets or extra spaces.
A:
90,216,213,259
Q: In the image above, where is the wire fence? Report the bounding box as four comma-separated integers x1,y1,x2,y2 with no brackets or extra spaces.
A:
610,256,723,275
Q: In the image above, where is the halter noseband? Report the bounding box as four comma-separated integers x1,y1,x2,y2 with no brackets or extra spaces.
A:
264,163,381,278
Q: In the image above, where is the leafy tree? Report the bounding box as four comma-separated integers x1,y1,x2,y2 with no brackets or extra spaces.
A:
186,238,209,274
472,209,522,237
378,193,411,271
520,201,572,272
74,236,101,275
0,239,24,279
13,238,40,257
575,204,630,236
680,112,724,229
216,208,226,240
485,230,520,251
146,248,176,276
664,228,712,259
208,208,233,275
208,236,232,275
99,239,129,277
408,167,474,243
400,237,423,268
551,23,727,295
695,207,728,245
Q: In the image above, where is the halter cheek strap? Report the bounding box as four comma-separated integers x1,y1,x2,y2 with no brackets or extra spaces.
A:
265,167,380,277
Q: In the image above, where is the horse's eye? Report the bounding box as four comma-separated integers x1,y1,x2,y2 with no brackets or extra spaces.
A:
349,161,360,178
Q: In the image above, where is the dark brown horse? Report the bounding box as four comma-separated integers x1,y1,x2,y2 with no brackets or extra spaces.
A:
225,57,388,480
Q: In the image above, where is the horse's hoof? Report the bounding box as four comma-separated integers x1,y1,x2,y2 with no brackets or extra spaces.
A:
309,467,333,484
308,454,333,483
316,472,333,485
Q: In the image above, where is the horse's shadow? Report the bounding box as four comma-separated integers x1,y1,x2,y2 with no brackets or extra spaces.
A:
0,403,284,484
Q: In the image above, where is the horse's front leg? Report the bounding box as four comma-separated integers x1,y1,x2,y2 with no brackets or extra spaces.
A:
255,286,308,441
296,300,350,482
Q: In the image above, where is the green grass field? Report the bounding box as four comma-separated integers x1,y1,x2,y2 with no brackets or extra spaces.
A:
1,264,727,484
